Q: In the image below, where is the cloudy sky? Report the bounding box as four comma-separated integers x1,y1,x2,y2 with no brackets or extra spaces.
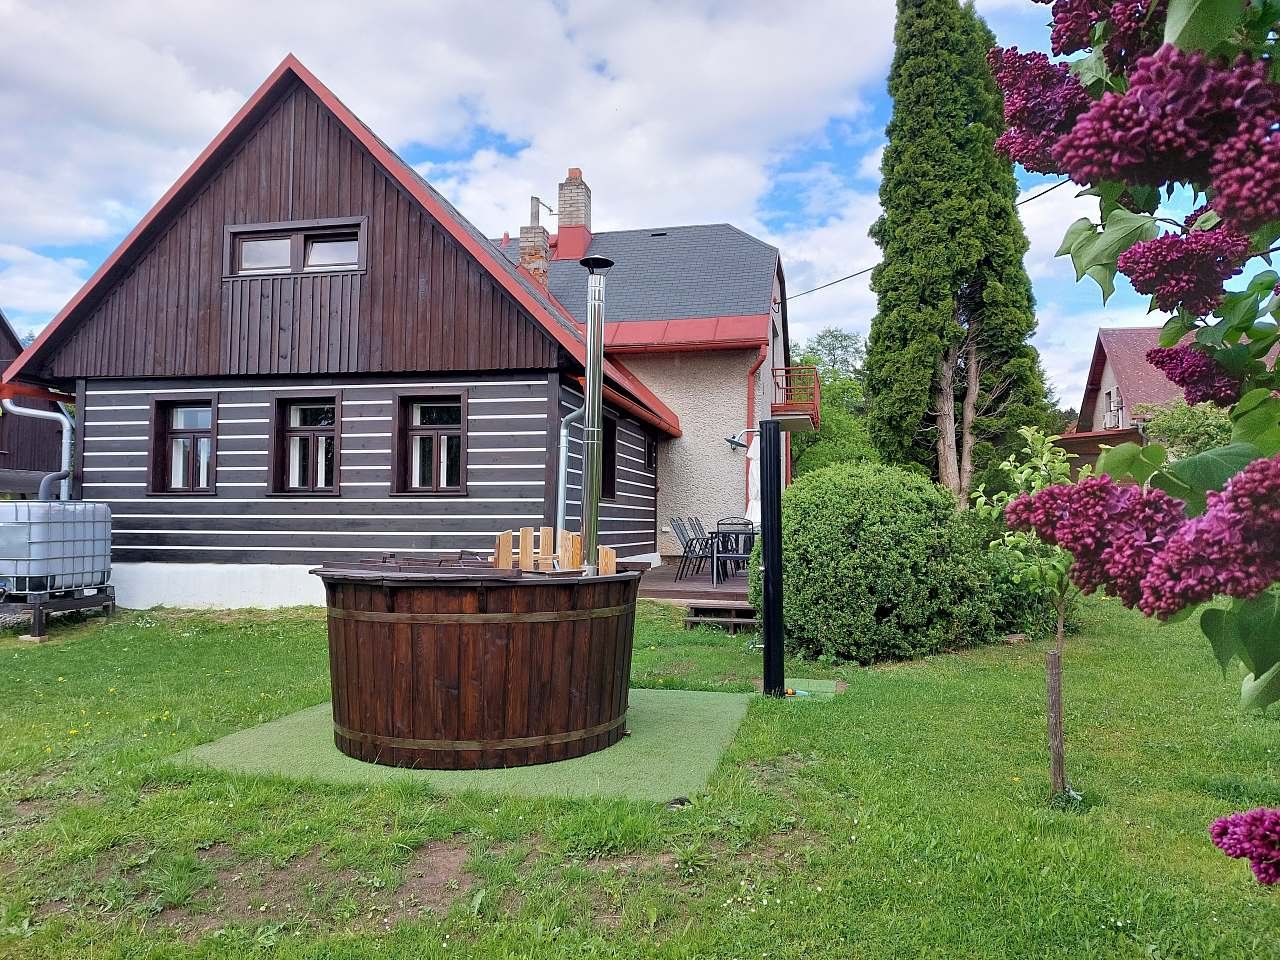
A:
0,0,1164,407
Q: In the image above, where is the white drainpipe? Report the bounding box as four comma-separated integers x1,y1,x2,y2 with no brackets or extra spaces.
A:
556,401,585,548
2,398,74,500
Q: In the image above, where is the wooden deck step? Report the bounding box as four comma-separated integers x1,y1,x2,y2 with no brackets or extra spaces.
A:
684,614,759,634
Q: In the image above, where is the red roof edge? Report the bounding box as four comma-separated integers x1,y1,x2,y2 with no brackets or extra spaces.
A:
602,314,770,353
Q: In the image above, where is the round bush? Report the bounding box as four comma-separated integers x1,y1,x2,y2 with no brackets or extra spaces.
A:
750,462,999,663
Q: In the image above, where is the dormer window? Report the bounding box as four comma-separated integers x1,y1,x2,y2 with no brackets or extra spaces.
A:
226,217,366,277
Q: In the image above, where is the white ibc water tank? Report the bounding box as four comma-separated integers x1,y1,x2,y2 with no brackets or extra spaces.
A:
0,501,112,595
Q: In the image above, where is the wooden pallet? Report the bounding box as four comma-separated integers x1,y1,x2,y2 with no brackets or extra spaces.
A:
491,527,617,575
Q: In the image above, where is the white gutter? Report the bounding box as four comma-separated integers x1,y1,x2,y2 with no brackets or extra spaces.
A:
556,401,585,547
2,398,73,500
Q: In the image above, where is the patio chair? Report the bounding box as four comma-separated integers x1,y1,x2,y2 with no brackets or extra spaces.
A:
714,517,757,582
690,517,709,539
670,517,712,581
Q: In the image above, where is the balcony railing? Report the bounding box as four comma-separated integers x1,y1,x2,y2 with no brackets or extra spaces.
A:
769,365,821,432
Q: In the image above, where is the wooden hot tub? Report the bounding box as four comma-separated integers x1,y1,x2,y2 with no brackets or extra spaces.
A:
310,556,640,769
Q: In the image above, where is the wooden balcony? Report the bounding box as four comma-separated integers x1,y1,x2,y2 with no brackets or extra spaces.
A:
769,365,820,432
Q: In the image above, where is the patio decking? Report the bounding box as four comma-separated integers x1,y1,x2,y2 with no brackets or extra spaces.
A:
636,561,750,605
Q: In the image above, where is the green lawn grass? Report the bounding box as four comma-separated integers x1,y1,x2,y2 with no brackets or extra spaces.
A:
0,597,1276,958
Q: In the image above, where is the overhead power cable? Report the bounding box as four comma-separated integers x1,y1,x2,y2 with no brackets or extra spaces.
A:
785,178,1071,301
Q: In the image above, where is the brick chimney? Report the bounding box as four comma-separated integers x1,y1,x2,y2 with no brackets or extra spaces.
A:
519,196,550,285
554,167,593,260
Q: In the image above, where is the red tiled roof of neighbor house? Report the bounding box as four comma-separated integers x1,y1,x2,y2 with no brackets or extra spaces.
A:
1077,327,1182,430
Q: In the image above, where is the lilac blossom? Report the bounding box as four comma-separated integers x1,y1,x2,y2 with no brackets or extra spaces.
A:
1146,345,1243,406
1117,226,1250,316
1005,476,1185,607
1139,454,1280,618
1211,809,1280,885
1053,46,1279,186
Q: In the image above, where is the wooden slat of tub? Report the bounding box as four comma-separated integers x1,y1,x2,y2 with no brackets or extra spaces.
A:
389,585,415,768
546,582,577,763
457,584,484,770
479,592,510,769
566,581,593,760
434,585,463,769
409,579,437,769
327,582,347,749
527,583,558,766
613,578,636,740
340,582,362,761
502,583,531,767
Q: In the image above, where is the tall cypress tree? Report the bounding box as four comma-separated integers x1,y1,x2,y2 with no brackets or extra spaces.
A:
866,0,1047,500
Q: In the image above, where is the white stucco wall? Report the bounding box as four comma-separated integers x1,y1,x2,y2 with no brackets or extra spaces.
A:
623,349,763,555
112,563,325,609
1098,359,1127,428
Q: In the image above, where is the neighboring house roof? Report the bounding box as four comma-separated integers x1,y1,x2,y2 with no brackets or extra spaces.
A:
493,224,781,351
0,308,24,362
3,55,680,437
1077,327,1182,430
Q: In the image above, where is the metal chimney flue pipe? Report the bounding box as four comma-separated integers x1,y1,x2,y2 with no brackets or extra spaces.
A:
578,255,614,575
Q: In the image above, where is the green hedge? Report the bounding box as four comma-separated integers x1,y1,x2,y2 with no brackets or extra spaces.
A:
750,462,1005,663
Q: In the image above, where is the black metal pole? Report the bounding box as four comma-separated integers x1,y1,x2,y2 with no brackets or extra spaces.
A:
760,418,785,697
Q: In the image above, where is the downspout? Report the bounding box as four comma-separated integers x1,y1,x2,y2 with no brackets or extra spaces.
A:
745,345,768,511
556,402,585,546
2,398,73,500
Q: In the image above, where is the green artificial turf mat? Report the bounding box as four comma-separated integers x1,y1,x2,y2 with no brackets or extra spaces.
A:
175,687,751,804
784,677,839,699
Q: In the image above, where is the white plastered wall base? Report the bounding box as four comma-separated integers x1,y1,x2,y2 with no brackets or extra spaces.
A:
112,563,325,609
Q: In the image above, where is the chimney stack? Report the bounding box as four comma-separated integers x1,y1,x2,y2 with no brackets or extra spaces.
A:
558,168,591,231
555,168,593,260
519,196,550,285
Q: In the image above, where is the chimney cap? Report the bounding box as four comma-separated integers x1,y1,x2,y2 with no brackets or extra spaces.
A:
579,255,614,275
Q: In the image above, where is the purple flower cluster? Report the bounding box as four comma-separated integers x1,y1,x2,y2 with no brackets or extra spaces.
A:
1211,809,1280,885
1117,225,1250,315
1146,345,1243,406
1212,118,1280,231
1005,475,1185,607
988,47,1091,174
1052,46,1278,187
1140,454,1280,618
1033,0,1108,58
1102,0,1167,71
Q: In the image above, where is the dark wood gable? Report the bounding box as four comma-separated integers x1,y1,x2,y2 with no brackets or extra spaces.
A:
40,81,559,381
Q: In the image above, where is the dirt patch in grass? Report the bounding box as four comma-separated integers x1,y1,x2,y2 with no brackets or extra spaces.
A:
27,837,476,938
391,840,472,913
582,850,679,875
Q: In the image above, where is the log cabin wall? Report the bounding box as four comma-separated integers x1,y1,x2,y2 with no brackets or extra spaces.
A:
559,384,658,557
79,373,562,564
38,80,560,382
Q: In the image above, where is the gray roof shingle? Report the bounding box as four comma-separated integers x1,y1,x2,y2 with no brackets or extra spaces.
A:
494,224,779,324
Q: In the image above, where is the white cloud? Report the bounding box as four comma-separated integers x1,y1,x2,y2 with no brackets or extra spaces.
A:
1035,300,1167,409
0,0,896,250
1016,182,1098,280
0,244,88,335
855,145,884,181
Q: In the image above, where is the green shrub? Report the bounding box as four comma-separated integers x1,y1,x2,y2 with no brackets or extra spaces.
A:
950,509,1070,642
750,462,1000,663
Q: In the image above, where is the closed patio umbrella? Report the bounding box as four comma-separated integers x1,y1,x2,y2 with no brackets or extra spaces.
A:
746,434,762,526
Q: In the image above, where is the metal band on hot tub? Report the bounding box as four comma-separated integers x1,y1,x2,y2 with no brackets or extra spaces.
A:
325,603,633,625
333,712,627,752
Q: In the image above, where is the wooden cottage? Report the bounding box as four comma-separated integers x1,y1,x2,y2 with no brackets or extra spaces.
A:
0,309,63,495
3,57,684,607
